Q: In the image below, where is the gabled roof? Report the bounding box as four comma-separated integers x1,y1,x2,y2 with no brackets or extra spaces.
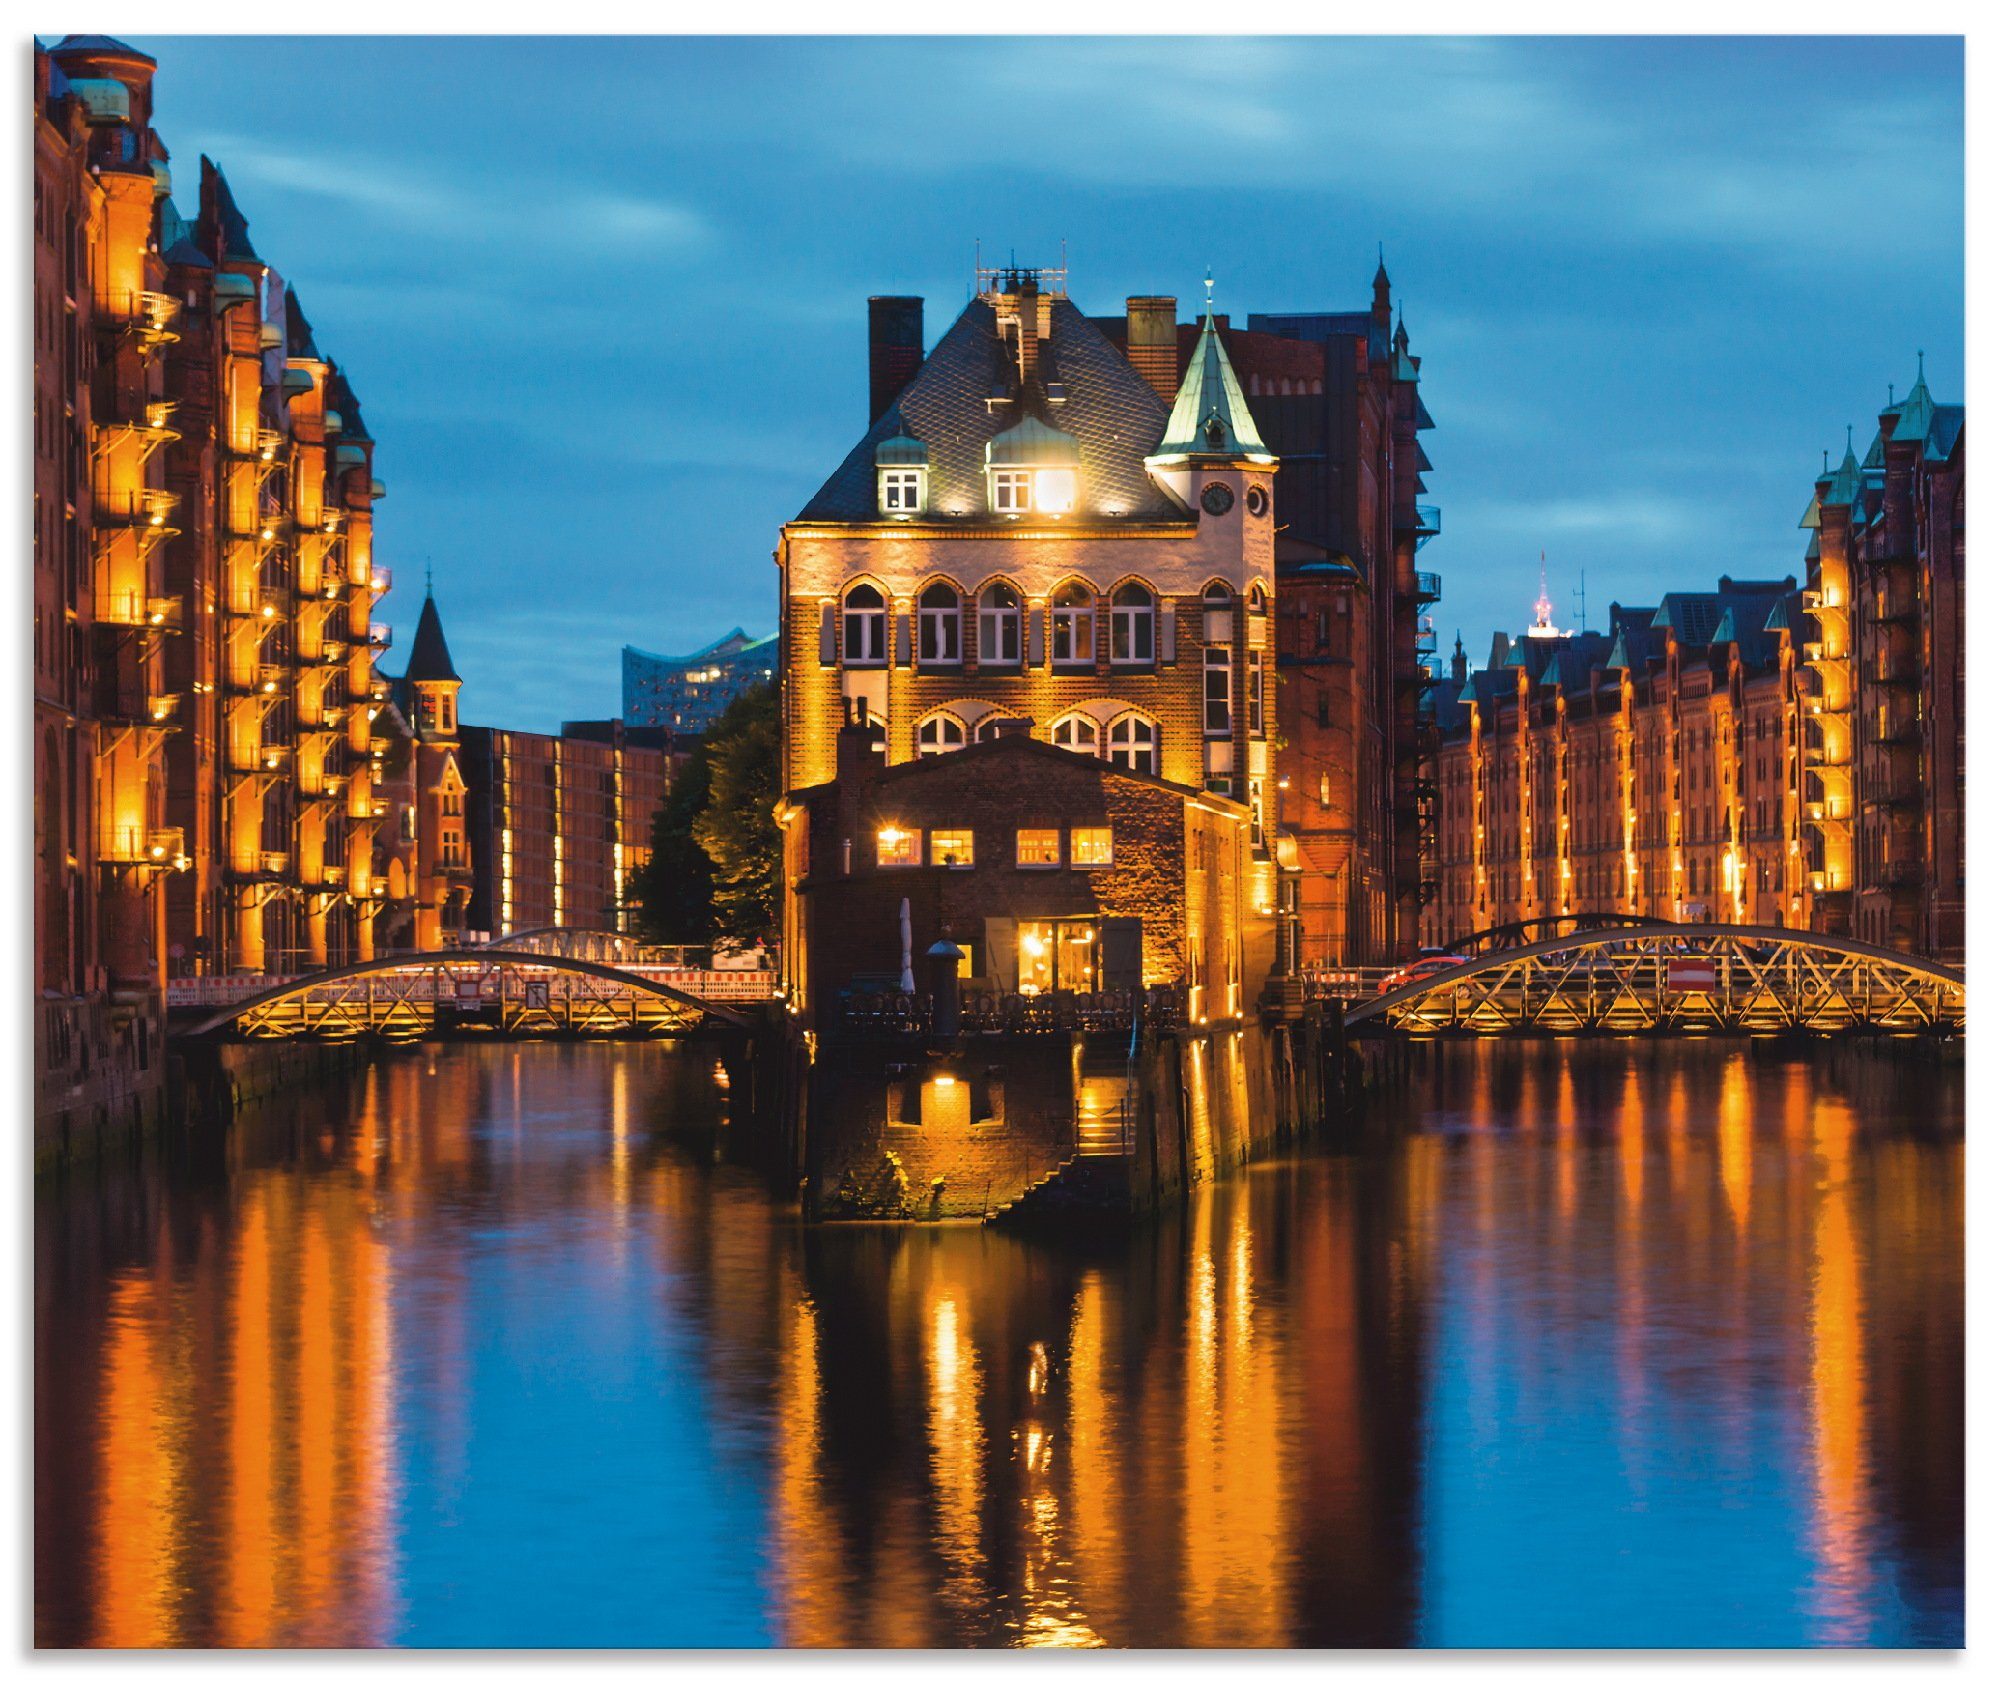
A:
795,294,1184,524
1151,310,1272,463
285,290,321,360
405,592,459,684
202,157,260,264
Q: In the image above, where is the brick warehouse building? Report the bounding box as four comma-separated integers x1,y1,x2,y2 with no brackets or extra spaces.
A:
778,260,1437,974
1422,365,1963,960
35,36,401,1147
393,590,675,942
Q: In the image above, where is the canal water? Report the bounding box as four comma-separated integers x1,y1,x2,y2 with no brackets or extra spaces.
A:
35,1038,1961,1649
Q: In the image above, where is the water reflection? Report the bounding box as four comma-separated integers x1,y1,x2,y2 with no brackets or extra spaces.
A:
35,1038,1960,1648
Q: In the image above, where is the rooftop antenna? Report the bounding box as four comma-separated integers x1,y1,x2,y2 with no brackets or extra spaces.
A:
1573,567,1588,629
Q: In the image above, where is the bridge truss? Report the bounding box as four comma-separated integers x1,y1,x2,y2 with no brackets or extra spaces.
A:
1346,924,1964,1036
184,950,752,1043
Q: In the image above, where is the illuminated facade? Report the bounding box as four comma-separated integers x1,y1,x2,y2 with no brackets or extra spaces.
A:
152,158,395,978
622,628,777,737
32,30,401,1146
1797,368,1964,955
392,591,473,948
1424,577,1809,942
1090,268,1441,965
778,264,1288,985
1426,371,1963,962
461,720,670,938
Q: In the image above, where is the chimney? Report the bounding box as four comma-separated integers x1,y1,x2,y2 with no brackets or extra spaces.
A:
868,296,924,423
1014,276,1041,387
1125,296,1179,402
835,697,886,785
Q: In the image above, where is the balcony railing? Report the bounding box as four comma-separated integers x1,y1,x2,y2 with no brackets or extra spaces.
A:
1414,570,1442,604
261,850,292,876
98,824,186,867
95,592,183,631
96,289,182,347
366,622,393,651
97,487,178,528
370,567,392,597
1414,504,1442,548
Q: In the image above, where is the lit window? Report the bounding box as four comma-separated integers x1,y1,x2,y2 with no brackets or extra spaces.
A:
930,829,974,868
843,584,886,665
1050,713,1100,756
1249,661,1264,736
1111,583,1156,664
1108,714,1158,776
879,467,925,516
916,712,965,756
1016,829,1061,868
992,469,1031,515
1071,827,1112,867
1034,468,1076,514
918,582,961,665
1051,581,1094,667
876,826,920,867
1204,645,1233,736
978,582,1022,666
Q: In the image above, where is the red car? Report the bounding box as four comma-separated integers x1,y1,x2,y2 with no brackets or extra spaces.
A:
1376,954,1468,995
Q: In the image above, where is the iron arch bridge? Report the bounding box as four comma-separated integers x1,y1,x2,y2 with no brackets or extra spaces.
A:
1347,924,1964,1036
181,949,754,1044
1442,912,1654,957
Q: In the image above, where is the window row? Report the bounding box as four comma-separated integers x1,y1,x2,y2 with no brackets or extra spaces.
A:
831,579,1266,670
875,823,1114,871
916,709,1162,777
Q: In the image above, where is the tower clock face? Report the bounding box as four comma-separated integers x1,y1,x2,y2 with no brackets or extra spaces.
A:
1245,485,1269,518
1200,482,1235,517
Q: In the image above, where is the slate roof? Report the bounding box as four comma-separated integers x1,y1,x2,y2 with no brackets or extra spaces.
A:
324,368,370,442
202,158,260,264
405,593,459,684
795,294,1187,524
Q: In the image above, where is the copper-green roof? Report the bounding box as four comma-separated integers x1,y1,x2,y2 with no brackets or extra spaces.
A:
1150,310,1272,462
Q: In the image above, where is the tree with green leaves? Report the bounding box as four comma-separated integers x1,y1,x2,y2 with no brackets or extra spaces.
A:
693,682,781,943
625,681,780,946
627,735,715,944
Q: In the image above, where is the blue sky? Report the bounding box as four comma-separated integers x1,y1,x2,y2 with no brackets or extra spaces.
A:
129,35,1963,730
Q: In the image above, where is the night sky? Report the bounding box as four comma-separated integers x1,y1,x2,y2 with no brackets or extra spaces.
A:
128,35,1963,731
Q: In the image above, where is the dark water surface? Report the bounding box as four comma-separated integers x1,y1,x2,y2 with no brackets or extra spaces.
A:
35,1038,1962,1648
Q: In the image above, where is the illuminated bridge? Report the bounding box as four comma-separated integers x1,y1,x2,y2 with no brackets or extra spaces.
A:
173,928,772,1043
1346,924,1964,1037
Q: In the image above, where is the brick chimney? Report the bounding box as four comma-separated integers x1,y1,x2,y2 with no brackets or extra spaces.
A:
1014,276,1041,387
868,296,924,423
1125,296,1178,402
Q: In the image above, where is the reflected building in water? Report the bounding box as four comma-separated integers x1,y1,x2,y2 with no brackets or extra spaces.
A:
36,1040,1961,1648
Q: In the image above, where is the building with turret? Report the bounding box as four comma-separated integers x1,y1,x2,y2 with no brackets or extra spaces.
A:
1425,368,1962,962
1797,364,1964,956
393,589,473,948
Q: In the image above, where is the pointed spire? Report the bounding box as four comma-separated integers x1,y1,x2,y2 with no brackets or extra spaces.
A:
406,589,459,684
1371,245,1391,324
1892,350,1935,444
1149,290,1272,463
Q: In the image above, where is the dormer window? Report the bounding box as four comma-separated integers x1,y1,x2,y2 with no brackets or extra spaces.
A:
880,468,924,515
991,470,1031,515
874,427,929,518
985,414,1081,518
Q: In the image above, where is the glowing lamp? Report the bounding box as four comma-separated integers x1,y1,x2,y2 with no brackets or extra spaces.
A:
1033,469,1076,514
932,1075,957,1091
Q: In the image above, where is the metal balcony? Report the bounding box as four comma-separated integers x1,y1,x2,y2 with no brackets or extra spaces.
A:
370,566,392,597
1413,504,1442,550
366,622,393,651
1414,570,1442,605
97,289,181,350
98,824,187,867
98,487,178,528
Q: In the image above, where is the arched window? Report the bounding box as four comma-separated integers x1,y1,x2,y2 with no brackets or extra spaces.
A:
1203,581,1233,606
843,583,886,665
918,582,961,666
1246,582,1268,615
916,711,965,756
974,713,1023,743
1051,581,1094,668
1108,713,1158,776
978,581,1022,666
1050,713,1100,756
1110,583,1155,665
